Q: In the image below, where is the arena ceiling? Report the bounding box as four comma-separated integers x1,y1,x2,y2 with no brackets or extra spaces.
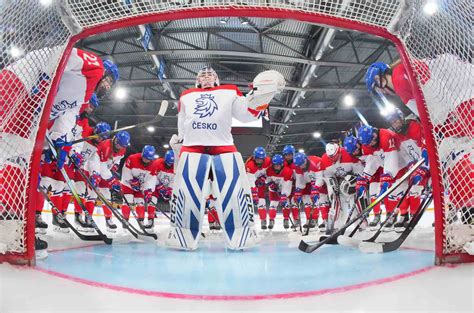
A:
77,17,403,157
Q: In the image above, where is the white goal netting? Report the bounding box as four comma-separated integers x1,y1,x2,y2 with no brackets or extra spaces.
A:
0,0,472,264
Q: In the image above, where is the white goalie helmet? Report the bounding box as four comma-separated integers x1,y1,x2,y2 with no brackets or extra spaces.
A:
196,66,220,88
326,142,341,162
340,175,357,196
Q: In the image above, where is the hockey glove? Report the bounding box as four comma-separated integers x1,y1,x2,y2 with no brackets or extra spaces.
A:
421,149,429,166
268,182,279,193
108,177,121,192
159,187,172,201
310,185,320,203
130,178,141,192
410,166,429,185
70,152,84,168
379,174,394,196
251,187,259,204
356,176,369,198
279,194,288,207
144,189,153,203
255,176,266,188
53,138,72,170
294,188,303,203
90,172,101,188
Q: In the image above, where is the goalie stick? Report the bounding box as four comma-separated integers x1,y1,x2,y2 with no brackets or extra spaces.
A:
45,133,112,245
358,193,432,253
298,158,425,253
70,100,168,145
39,188,105,242
67,154,157,241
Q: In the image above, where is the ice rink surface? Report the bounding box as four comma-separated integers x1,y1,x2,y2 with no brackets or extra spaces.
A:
1,207,473,313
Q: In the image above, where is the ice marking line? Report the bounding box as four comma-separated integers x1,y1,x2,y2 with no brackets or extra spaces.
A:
31,265,437,301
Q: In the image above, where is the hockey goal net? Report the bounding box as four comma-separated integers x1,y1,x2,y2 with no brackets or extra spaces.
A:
0,1,472,265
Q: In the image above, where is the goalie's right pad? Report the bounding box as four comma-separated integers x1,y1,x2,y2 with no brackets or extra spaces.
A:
246,70,286,111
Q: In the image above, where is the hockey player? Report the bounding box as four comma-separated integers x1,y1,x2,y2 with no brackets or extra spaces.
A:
96,131,130,231
265,154,294,229
385,109,430,229
293,152,329,230
167,67,285,250
343,135,384,228
120,145,157,229
150,150,175,229
357,124,409,230
313,142,363,233
245,147,271,230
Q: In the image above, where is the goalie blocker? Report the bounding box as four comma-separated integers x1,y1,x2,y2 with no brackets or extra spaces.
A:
166,152,259,250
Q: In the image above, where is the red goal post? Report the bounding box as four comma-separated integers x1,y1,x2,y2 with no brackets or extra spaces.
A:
0,1,472,265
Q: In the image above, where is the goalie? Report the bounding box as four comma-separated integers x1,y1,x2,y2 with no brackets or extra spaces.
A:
166,67,285,250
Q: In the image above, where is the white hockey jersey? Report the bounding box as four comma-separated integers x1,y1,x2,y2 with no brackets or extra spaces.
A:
121,153,157,192
177,85,260,146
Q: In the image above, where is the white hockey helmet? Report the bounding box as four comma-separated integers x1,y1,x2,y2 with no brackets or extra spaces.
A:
326,142,341,162
196,66,220,89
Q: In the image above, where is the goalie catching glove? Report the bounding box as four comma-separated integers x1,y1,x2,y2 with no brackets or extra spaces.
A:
246,70,286,111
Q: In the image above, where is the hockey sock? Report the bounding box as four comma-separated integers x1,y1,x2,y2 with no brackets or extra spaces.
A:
282,207,290,219
291,206,299,220
399,196,410,215
320,206,329,220
35,189,44,213
73,197,86,214
103,205,112,219
136,205,145,219
147,205,156,220
371,197,381,215
85,200,95,216
304,206,311,219
268,207,277,220
409,196,421,215
258,207,267,220
61,194,72,213
385,198,398,213
311,207,319,219
50,195,62,214
121,205,130,219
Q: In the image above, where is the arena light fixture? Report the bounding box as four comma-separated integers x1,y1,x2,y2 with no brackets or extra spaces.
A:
39,0,53,6
313,132,322,138
423,1,438,15
219,17,229,24
163,144,170,148
10,46,23,58
298,149,305,153
114,87,127,100
343,94,355,107
147,126,155,133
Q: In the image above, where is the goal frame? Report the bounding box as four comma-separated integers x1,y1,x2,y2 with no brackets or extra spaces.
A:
1,6,471,265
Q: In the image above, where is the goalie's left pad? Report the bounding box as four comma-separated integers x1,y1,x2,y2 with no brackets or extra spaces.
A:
211,152,260,250
165,152,212,250
246,70,286,111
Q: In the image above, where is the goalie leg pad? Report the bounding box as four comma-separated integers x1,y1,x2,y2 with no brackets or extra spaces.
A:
166,152,212,250
211,152,260,250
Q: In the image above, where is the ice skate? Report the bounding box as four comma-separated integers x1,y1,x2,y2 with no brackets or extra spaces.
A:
144,218,154,230
106,218,117,232
261,219,267,230
394,214,409,232
268,219,275,230
369,213,381,230
35,213,48,235
283,219,290,229
52,213,69,233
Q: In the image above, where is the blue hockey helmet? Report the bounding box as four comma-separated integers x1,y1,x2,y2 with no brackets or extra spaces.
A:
114,131,130,147
164,150,175,165
272,154,284,166
282,145,295,156
294,152,307,167
343,135,359,154
89,93,99,108
94,122,112,139
365,62,390,93
142,145,156,161
102,59,119,83
253,146,266,159
357,125,375,145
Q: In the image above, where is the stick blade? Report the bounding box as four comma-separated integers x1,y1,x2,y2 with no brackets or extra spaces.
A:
337,235,361,247
358,241,384,253
158,100,169,116
298,240,311,252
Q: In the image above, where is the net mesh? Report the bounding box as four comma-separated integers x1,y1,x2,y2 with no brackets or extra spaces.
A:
0,0,472,262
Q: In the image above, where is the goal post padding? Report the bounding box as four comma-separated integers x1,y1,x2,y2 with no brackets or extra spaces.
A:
0,0,471,265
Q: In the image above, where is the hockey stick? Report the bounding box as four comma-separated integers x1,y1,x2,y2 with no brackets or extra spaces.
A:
45,133,112,245
302,197,319,236
363,182,414,243
66,155,158,241
39,188,105,242
358,193,432,253
320,195,361,245
298,158,425,253
70,100,168,145
122,195,158,240
337,196,374,247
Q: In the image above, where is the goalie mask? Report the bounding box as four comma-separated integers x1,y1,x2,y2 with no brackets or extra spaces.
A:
326,142,341,163
196,67,220,89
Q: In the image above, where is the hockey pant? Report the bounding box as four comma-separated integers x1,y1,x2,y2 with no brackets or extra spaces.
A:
166,152,259,250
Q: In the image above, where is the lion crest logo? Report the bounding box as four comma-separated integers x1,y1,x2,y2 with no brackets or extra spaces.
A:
193,94,218,118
